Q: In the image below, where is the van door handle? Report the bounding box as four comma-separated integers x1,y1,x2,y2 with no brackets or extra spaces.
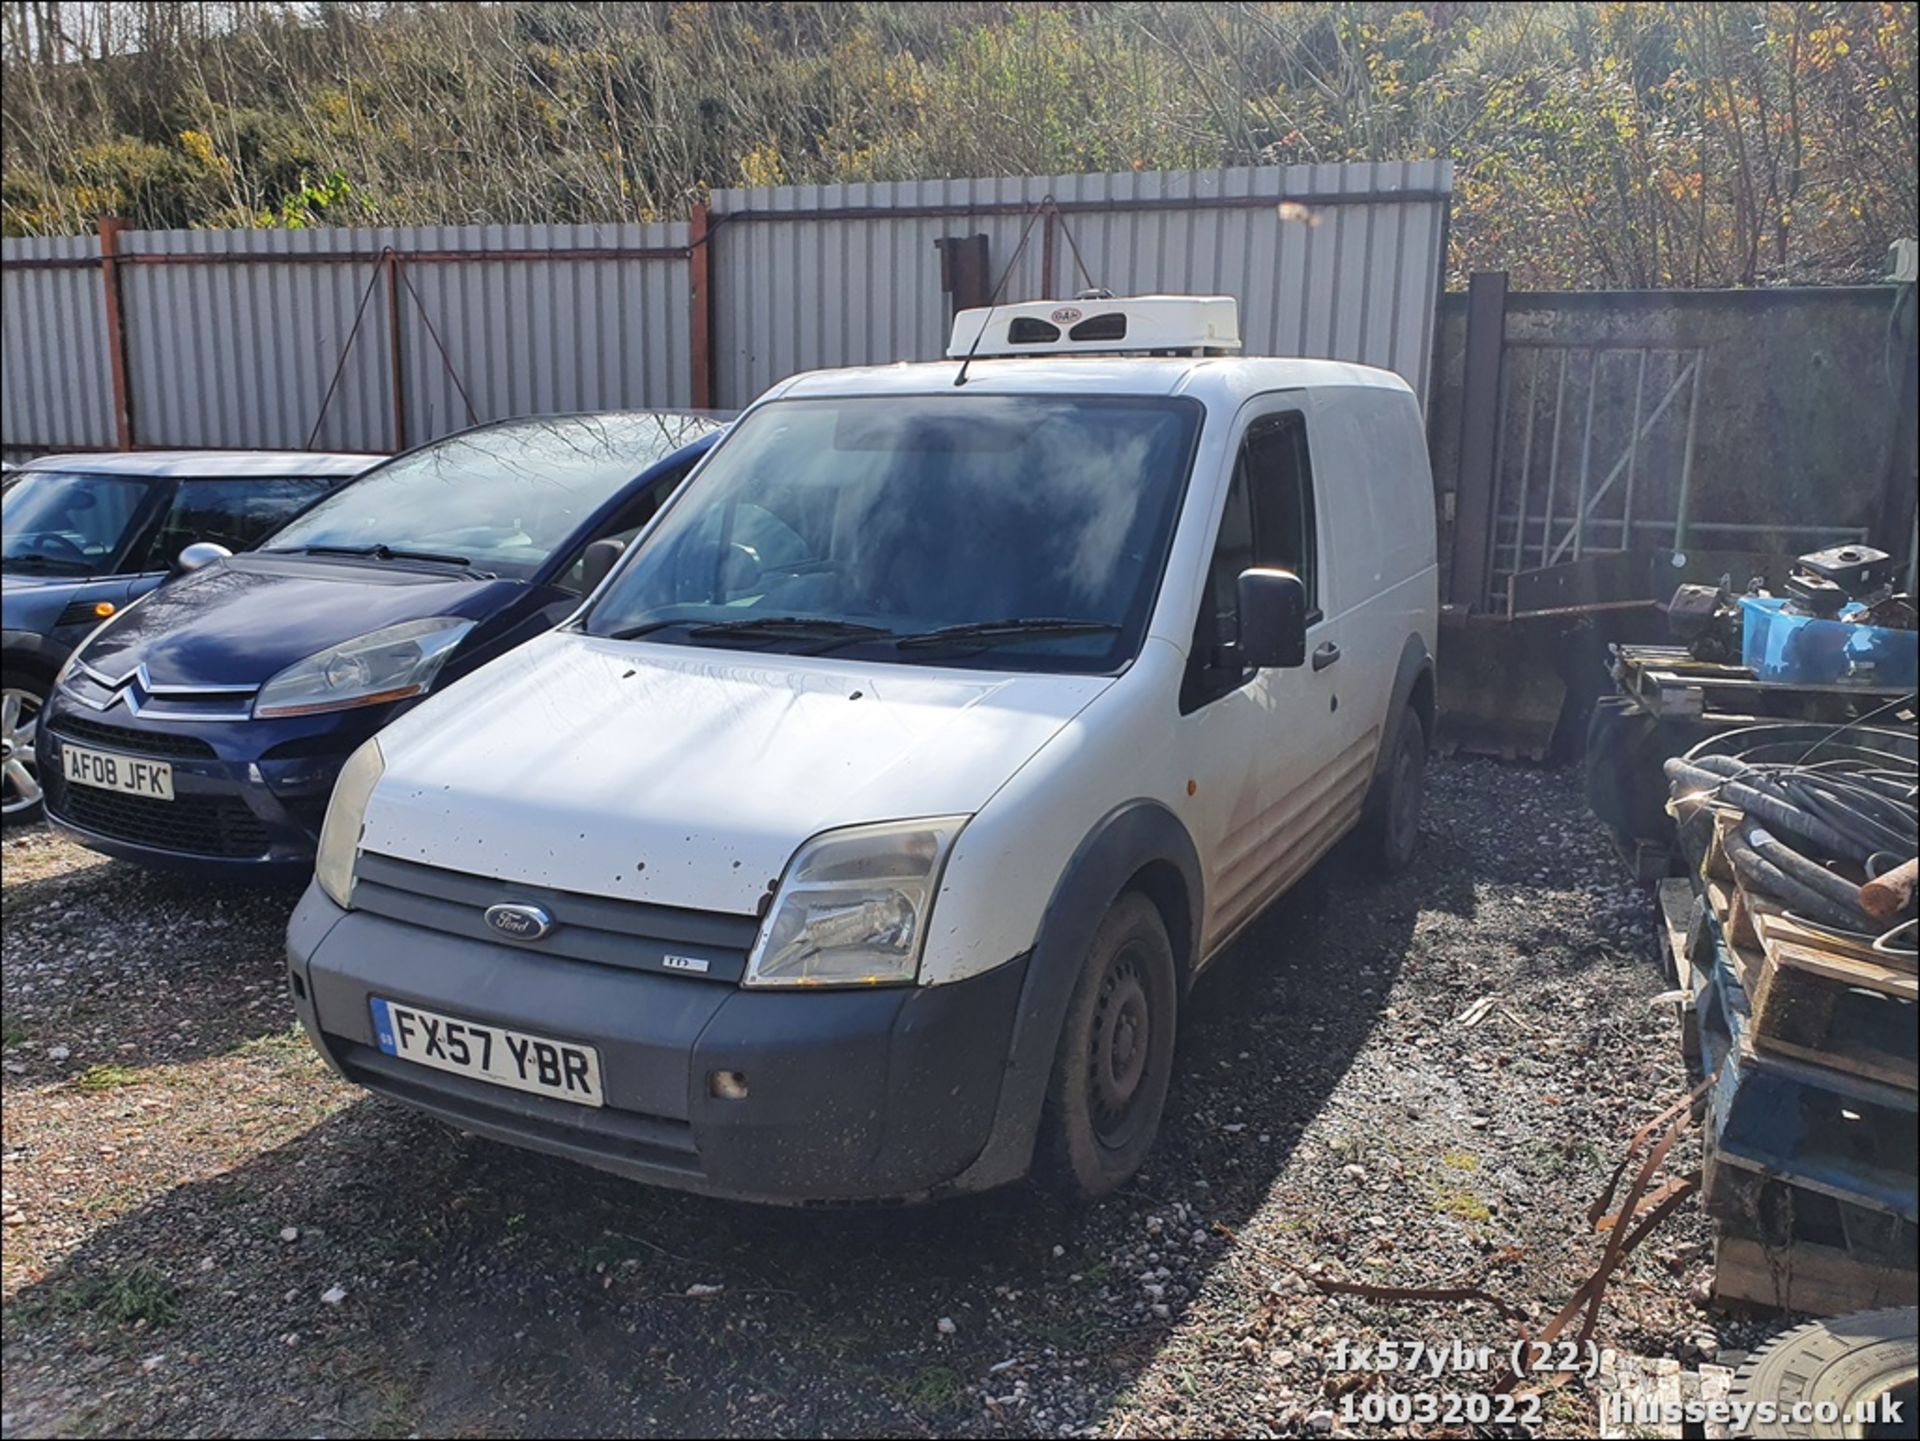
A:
1311,642,1341,672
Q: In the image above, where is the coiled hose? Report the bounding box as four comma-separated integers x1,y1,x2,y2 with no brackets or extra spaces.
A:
1664,717,1919,947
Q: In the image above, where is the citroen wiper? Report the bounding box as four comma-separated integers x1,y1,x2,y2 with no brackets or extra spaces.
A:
275,543,475,567
893,618,1120,650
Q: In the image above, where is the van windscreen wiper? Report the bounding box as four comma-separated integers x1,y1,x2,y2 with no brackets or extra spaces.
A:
894,618,1120,650
605,615,897,648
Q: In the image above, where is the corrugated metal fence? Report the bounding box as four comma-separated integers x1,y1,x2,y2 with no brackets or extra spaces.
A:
1,161,1451,455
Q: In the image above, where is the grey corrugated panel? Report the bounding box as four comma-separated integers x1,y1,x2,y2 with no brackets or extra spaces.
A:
1,233,113,449
706,161,1449,408
101,220,688,452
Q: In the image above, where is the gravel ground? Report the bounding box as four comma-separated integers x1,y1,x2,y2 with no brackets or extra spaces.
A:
2,759,1758,1438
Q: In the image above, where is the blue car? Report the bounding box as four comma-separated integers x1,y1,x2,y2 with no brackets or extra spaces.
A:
3,450,377,822
36,412,725,873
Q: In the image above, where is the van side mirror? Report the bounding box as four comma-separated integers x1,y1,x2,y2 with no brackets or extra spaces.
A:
580,538,626,592
1236,568,1308,668
175,541,233,574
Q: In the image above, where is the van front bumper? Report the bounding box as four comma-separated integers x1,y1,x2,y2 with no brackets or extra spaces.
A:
286,883,1031,1204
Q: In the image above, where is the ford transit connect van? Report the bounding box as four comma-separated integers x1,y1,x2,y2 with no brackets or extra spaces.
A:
286,296,1438,1205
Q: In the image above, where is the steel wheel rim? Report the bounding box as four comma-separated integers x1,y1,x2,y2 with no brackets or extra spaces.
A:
1390,736,1423,856
1,686,44,814
1089,947,1154,1149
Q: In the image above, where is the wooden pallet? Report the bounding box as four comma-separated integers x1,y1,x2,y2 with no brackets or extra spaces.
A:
1714,1233,1920,1315
1693,920,1918,1224
1705,1150,1918,1268
1750,941,1918,1090
1613,644,1910,724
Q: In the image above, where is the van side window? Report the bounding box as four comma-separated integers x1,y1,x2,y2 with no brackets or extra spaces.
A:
1181,410,1317,713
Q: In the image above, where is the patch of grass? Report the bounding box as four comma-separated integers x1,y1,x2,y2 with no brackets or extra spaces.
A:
2,1016,25,1049
905,1365,959,1415
1329,1133,1368,1165
1432,1186,1492,1224
234,1025,310,1063
57,1263,179,1329
73,1063,141,1092
1440,1149,1479,1172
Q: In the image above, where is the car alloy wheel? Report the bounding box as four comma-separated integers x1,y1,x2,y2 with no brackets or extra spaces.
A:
1,685,45,817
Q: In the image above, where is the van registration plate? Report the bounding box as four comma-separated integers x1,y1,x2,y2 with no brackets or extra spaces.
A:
61,744,174,800
369,998,604,1107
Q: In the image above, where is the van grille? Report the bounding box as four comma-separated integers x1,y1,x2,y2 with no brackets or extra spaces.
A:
348,853,760,983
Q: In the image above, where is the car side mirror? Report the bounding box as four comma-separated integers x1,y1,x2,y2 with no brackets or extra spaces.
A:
1236,568,1308,669
176,541,233,574
580,537,626,592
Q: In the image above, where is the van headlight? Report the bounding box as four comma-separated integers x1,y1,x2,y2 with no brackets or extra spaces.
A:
744,817,967,987
315,739,384,909
255,617,472,718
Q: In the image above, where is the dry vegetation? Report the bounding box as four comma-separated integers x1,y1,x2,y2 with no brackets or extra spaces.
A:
2,2,1914,287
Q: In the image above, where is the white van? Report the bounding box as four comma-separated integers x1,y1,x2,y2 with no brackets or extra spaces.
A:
286,296,1438,1204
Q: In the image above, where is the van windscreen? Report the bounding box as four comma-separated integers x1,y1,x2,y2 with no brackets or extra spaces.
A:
584,394,1202,674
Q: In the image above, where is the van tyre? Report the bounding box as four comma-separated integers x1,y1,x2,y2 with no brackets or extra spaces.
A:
1036,892,1178,1202
1727,1306,1916,1439
1362,707,1426,874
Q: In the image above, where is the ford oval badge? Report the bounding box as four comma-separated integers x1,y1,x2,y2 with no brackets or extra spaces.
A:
484,903,553,941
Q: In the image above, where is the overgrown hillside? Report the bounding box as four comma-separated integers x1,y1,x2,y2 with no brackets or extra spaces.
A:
2,1,1913,288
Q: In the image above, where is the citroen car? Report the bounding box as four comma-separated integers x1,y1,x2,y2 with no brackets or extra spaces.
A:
36,412,724,869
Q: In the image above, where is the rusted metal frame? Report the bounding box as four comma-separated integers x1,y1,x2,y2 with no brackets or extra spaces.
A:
1621,349,1647,551
1041,206,1056,301
1504,352,1540,603
689,201,714,411
0,255,101,271
1672,350,1705,552
1544,352,1699,569
1572,347,1600,561
1501,337,1691,349
1501,516,1865,541
1445,270,1508,607
1539,349,1569,569
96,215,135,450
384,250,407,451
705,188,1452,229
4,246,691,272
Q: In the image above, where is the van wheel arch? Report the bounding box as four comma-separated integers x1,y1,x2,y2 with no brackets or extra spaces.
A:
940,800,1203,1194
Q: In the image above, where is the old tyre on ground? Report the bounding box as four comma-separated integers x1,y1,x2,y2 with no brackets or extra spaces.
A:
1036,891,1179,1201
1,671,49,825
1361,705,1427,874
1729,1306,1918,1439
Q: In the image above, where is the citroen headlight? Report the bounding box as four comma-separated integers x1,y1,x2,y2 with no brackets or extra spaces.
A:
315,738,384,908
254,617,472,718
744,817,968,987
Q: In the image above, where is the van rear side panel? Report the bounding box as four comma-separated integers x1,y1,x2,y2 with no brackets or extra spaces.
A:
1309,384,1439,753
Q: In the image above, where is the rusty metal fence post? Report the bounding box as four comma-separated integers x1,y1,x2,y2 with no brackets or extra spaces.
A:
384,249,407,451
1446,270,1508,606
95,214,134,450
689,201,714,410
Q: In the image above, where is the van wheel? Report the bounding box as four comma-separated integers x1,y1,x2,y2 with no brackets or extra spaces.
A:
1,670,49,825
1363,708,1426,874
1036,892,1178,1202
